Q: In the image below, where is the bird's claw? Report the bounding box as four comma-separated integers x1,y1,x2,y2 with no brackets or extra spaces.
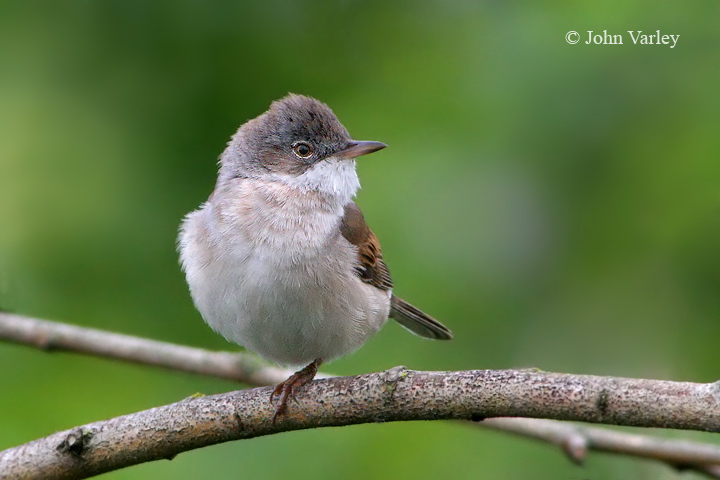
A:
270,358,322,423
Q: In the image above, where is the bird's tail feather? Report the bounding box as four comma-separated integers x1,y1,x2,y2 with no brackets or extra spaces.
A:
389,295,453,340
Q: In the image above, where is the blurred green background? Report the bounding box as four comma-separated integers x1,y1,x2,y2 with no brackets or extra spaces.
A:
1,1,719,478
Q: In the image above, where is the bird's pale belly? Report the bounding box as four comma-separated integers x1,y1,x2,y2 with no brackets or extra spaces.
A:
196,253,391,367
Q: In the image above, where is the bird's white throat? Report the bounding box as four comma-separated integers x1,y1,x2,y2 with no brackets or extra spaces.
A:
272,157,360,208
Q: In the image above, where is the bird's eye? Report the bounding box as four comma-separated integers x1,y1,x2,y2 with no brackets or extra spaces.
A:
292,142,314,158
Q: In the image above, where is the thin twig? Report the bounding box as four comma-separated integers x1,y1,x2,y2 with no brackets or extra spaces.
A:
481,418,720,478
0,311,327,385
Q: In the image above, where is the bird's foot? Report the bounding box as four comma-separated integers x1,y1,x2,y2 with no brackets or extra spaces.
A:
271,357,323,423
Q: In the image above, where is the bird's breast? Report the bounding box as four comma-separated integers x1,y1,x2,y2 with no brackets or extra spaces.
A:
181,178,390,367
216,179,347,263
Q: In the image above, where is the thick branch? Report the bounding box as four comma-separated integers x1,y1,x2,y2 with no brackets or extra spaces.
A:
1,367,719,479
2,312,720,478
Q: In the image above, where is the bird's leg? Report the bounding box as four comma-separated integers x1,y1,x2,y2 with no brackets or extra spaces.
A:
271,357,323,422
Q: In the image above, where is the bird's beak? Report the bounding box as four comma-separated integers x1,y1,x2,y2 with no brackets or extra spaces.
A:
336,140,387,159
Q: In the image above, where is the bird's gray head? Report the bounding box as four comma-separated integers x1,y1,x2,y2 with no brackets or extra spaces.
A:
218,94,385,199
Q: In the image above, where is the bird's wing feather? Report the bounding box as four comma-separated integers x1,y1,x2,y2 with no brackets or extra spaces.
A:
339,202,393,291
339,202,452,340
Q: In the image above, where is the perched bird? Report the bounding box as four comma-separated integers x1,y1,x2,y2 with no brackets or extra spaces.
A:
179,94,452,418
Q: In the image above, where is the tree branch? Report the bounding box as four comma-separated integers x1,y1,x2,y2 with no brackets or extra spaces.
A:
481,418,720,478
2,312,720,479
0,311,324,385
1,366,719,480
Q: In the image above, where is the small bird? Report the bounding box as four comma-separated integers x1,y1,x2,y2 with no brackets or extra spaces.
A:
179,94,452,418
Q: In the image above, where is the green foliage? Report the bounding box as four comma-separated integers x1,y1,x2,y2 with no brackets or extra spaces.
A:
1,1,718,479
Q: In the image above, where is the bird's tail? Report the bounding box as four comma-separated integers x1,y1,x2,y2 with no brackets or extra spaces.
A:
389,295,453,340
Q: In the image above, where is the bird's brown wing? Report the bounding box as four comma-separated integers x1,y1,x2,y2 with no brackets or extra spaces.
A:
339,201,393,291
339,202,452,340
